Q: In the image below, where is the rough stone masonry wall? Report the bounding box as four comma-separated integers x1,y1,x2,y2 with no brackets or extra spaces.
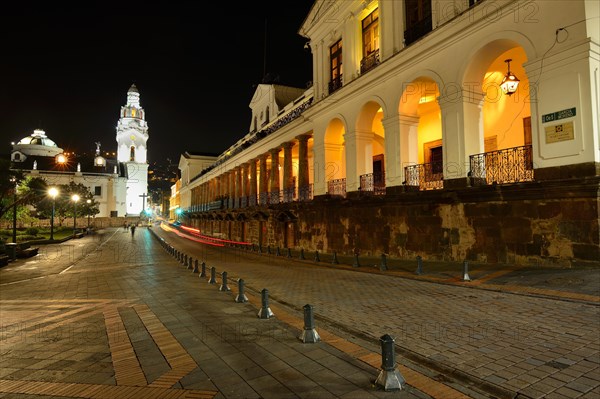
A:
291,178,599,267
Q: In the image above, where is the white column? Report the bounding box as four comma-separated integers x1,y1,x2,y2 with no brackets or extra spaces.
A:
438,90,485,183
381,114,402,187
344,129,373,192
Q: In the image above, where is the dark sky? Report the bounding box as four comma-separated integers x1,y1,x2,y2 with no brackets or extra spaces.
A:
1,2,314,164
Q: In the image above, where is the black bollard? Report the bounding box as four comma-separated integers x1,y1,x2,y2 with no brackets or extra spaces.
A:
276,247,281,256
416,256,423,275
257,288,274,319
235,279,248,303
374,334,405,391
199,261,207,278
353,253,360,268
192,259,199,273
463,260,471,281
267,245,272,255
187,256,193,270
331,252,339,264
380,253,387,271
299,248,306,260
219,271,231,292
299,304,320,343
286,248,292,258
183,254,188,266
258,244,263,254
314,251,320,262
208,266,217,284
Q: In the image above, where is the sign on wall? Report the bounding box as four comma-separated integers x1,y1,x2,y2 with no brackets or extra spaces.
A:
545,122,574,144
541,107,576,123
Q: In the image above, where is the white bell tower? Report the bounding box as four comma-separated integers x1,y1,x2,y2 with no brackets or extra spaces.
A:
116,83,149,216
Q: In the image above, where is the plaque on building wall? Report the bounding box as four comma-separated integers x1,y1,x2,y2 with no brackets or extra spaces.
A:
545,122,574,144
541,107,576,123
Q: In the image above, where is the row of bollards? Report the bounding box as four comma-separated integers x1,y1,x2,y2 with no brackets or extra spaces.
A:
153,233,409,392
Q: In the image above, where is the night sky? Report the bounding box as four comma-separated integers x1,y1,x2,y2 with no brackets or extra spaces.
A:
1,2,314,164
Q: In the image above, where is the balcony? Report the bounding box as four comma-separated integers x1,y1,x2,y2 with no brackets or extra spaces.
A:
360,49,380,75
327,178,347,197
469,145,534,185
328,74,343,95
359,172,386,195
404,162,444,190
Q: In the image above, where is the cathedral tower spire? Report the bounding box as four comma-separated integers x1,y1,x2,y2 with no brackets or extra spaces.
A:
116,83,149,216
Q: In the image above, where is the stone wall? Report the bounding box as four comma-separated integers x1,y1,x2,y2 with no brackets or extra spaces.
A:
189,177,599,267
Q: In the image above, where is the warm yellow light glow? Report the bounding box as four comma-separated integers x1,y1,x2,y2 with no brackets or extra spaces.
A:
56,154,67,164
48,187,59,198
419,95,436,104
86,199,91,204
72,194,80,202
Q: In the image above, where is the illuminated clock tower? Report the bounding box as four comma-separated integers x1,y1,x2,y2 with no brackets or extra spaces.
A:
116,83,149,216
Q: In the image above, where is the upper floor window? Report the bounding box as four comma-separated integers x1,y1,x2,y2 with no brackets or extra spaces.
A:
329,39,343,94
404,0,432,45
130,146,135,162
362,9,379,57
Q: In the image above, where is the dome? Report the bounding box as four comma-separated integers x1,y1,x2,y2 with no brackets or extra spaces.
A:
17,129,58,147
13,129,63,158
128,84,139,94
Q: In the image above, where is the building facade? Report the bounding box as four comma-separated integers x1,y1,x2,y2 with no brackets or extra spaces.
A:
177,0,599,266
10,84,151,218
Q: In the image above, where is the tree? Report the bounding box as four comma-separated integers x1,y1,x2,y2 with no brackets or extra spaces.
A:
0,159,48,219
35,182,96,226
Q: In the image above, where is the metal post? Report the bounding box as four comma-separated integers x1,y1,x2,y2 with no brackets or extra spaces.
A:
257,288,274,319
314,251,320,262
183,254,188,266
192,259,199,273
219,271,231,291
267,245,271,255
353,254,360,268
287,248,292,258
299,248,306,260
187,256,193,270
331,252,339,264
208,266,217,284
380,253,387,271
11,180,17,243
50,197,55,241
276,246,281,256
416,256,423,275
463,260,471,281
258,244,262,254
200,261,207,278
300,304,320,343
235,279,249,303
374,334,405,391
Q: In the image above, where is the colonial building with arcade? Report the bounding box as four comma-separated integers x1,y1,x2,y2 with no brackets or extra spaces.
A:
176,0,599,266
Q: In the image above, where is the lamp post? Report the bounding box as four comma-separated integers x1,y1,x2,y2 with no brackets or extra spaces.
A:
72,194,80,237
86,199,91,229
11,177,17,243
48,187,59,241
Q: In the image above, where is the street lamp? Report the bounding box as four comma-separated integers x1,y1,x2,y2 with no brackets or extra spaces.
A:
72,194,80,237
86,199,92,229
48,187,59,241
10,177,17,243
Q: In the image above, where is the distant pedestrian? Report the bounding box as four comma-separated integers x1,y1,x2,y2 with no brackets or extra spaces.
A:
123,222,127,230
131,224,136,237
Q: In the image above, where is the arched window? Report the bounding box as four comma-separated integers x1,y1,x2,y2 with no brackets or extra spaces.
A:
130,146,136,161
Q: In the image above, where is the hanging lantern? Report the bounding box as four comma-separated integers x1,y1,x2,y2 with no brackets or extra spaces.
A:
500,59,520,96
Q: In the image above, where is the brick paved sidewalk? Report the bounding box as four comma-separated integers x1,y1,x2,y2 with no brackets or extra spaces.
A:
153,225,600,399
0,227,449,399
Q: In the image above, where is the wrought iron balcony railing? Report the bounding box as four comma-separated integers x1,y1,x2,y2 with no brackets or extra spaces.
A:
327,178,347,197
298,184,313,202
360,49,380,75
359,172,386,195
404,162,444,190
469,145,534,185
328,74,343,95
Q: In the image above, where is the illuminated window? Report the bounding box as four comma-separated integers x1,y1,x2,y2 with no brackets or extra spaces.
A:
329,40,342,81
362,9,379,57
130,146,135,161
